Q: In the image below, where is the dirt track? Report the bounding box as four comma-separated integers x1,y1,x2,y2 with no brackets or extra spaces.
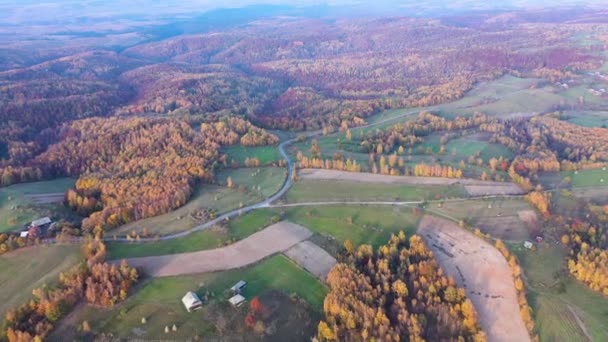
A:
418,215,530,342
123,221,313,277
299,169,524,195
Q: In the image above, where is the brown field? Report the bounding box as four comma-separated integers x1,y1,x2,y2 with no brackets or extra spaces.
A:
298,169,524,195
123,221,313,277
284,241,337,281
418,215,530,342
475,216,531,242
24,193,65,204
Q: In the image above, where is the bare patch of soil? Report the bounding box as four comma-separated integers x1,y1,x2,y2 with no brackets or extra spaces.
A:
418,215,530,342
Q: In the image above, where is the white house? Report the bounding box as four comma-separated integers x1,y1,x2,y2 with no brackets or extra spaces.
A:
228,294,246,307
182,291,203,312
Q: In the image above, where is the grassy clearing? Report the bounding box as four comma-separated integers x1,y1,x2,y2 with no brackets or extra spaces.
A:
56,255,325,340
274,205,419,248
513,244,608,342
0,178,75,233
107,210,278,259
113,167,285,236
563,111,608,128
284,180,466,203
0,245,81,319
221,145,282,165
562,168,608,188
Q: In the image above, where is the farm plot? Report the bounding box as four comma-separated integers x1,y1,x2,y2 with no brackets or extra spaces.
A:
298,169,524,195
431,198,534,241
124,221,313,277
284,241,337,281
418,216,529,342
284,179,466,203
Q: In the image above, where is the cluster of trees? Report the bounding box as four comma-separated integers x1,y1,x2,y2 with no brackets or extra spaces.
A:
358,112,493,154
493,240,536,335
0,232,39,255
200,117,278,147
561,206,608,295
297,154,363,173
316,232,485,341
525,191,552,218
3,240,138,341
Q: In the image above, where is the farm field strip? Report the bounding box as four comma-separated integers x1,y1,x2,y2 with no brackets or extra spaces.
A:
123,221,313,277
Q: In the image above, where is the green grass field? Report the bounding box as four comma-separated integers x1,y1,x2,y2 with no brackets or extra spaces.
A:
273,205,419,248
513,245,608,341
563,111,608,128
0,178,75,232
107,210,278,259
113,167,285,236
285,180,466,203
221,145,283,165
0,245,81,320
562,168,608,188
53,255,326,340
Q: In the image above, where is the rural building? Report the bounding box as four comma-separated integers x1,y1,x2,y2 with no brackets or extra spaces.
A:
19,231,29,238
181,291,203,312
524,241,534,249
30,217,51,228
228,294,246,307
230,280,247,293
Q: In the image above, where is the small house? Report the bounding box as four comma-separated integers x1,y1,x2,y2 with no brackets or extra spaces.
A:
19,231,29,238
523,241,534,249
182,291,203,312
228,294,246,307
230,280,247,293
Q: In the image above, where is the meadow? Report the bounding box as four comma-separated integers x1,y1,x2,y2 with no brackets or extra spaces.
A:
0,245,81,320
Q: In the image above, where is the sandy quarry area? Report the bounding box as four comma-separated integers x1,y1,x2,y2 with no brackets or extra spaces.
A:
417,215,530,342
124,221,313,277
298,169,524,195
284,240,337,281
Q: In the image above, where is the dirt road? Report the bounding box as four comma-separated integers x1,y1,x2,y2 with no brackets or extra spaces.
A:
418,215,530,342
298,169,525,195
123,221,312,277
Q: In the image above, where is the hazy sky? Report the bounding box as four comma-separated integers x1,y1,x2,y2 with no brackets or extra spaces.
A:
0,0,605,25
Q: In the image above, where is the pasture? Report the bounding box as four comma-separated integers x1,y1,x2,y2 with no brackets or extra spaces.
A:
513,244,608,342
275,205,420,248
221,145,283,165
51,255,325,340
113,167,285,236
0,178,75,233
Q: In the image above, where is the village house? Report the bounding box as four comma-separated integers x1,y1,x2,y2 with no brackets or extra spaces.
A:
228,294,246,307
230,280,246,293
181,291,203,312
